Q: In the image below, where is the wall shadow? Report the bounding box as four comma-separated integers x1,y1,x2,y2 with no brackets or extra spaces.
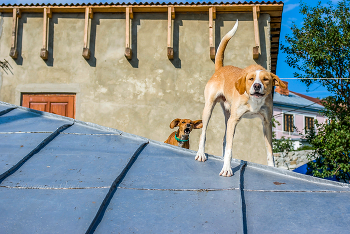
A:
215,14,268,69
14,13,25,65
171,18,182,68
214,17,223,64
48,13,84,67
128,16,140,68
46,15,56,67
255,14,268,70
87,16,98,67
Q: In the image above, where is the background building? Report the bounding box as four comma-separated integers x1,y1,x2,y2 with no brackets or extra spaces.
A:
0,2,283,164
273,81,326,149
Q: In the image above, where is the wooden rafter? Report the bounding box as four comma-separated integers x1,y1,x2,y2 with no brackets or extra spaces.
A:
167,6,174,60
2,4,283,69
125,7,133,60
9,8,20,59
82,7,91,59
252,5,260,60
40,8,50,60
209,7,216,60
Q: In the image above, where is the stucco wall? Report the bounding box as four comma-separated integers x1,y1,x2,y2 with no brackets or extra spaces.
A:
0,12,271,165
273,107,327,140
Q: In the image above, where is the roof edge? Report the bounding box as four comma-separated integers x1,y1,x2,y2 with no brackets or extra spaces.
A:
4,101,344,189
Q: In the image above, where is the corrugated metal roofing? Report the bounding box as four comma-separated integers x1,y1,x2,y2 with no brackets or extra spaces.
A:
1,1,284,7
273,91,324,111
1,101,349,233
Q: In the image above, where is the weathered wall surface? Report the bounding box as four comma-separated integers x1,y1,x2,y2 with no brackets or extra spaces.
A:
274,150,314,170
0,12,271,164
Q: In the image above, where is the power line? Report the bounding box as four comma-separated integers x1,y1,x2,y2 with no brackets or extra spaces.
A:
273,102,321,118
281,78,350,80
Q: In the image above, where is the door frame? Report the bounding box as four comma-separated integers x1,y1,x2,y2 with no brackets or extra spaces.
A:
15,83,81,119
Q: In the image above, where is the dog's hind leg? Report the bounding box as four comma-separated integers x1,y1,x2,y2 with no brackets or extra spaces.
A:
220,101,230,157
258,108,275,167
263,120,275,166
195,97,216,162
261,118,275,167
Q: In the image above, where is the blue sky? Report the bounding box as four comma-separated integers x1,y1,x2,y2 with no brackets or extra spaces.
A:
277,0,342,98
3,0,343,98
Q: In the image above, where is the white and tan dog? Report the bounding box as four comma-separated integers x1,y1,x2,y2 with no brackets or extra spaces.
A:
195,20,286,176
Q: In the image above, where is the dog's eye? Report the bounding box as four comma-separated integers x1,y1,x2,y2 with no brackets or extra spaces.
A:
249,78,254,81
263,78,269,81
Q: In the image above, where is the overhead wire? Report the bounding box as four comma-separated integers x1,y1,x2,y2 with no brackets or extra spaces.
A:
281,78,350,80
273,96,323,118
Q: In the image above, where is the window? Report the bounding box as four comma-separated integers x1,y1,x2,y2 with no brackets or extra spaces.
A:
22,94,76,118
284,114,294,132
305,117,314,133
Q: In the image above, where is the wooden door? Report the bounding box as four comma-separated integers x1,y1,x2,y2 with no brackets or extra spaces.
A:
22,94,75,118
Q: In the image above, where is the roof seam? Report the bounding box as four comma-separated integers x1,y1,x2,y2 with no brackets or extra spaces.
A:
1,185,348,193
0,185,110,190
86,141,149,234
239,160,248,234
0,107,17,116
61,132,121,136
0,122,74,184
0,131,54,134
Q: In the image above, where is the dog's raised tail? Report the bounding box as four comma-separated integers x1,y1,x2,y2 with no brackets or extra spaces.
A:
215,20,239,71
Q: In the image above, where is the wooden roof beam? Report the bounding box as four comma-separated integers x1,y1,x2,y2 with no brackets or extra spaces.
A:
252,5,260,60
40,8,49,60
125,7,133,60
209,7,216,60
9,8,20,59
82,7,91,59
167,6,175,60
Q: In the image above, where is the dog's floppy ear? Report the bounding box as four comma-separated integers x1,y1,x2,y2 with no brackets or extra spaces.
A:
271,73,286,89
192,120,203,129
170,118,181,129
235,74,247,95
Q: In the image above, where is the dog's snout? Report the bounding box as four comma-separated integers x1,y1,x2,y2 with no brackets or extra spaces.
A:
253,83,261,91
186,123,191,127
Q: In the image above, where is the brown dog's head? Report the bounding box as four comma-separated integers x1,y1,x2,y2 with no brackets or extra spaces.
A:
235,67,286,99
170,118,203,138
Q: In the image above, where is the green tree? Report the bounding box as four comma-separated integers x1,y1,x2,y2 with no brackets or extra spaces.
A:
272,118,294,153
305,118,350,182
281,0,350,182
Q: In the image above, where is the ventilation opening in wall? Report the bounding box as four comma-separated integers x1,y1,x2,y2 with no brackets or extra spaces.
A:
21,93,76,118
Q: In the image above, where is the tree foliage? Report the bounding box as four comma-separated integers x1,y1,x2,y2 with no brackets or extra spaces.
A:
281,0,350,106
306,118,350,182
272,118,294,153
281,0,350,182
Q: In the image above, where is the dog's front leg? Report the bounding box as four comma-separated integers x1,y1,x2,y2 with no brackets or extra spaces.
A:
196,100,216,162
220,116,239,177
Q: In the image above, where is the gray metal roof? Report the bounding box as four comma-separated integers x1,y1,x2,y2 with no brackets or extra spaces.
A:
0,101,349,233
273,91,324,112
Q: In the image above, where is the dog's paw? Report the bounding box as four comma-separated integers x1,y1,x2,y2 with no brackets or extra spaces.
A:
195,152,207,162
219,165,233,177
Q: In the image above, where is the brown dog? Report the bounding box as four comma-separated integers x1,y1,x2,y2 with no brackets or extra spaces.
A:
195,20,286,176
165,118,203,149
